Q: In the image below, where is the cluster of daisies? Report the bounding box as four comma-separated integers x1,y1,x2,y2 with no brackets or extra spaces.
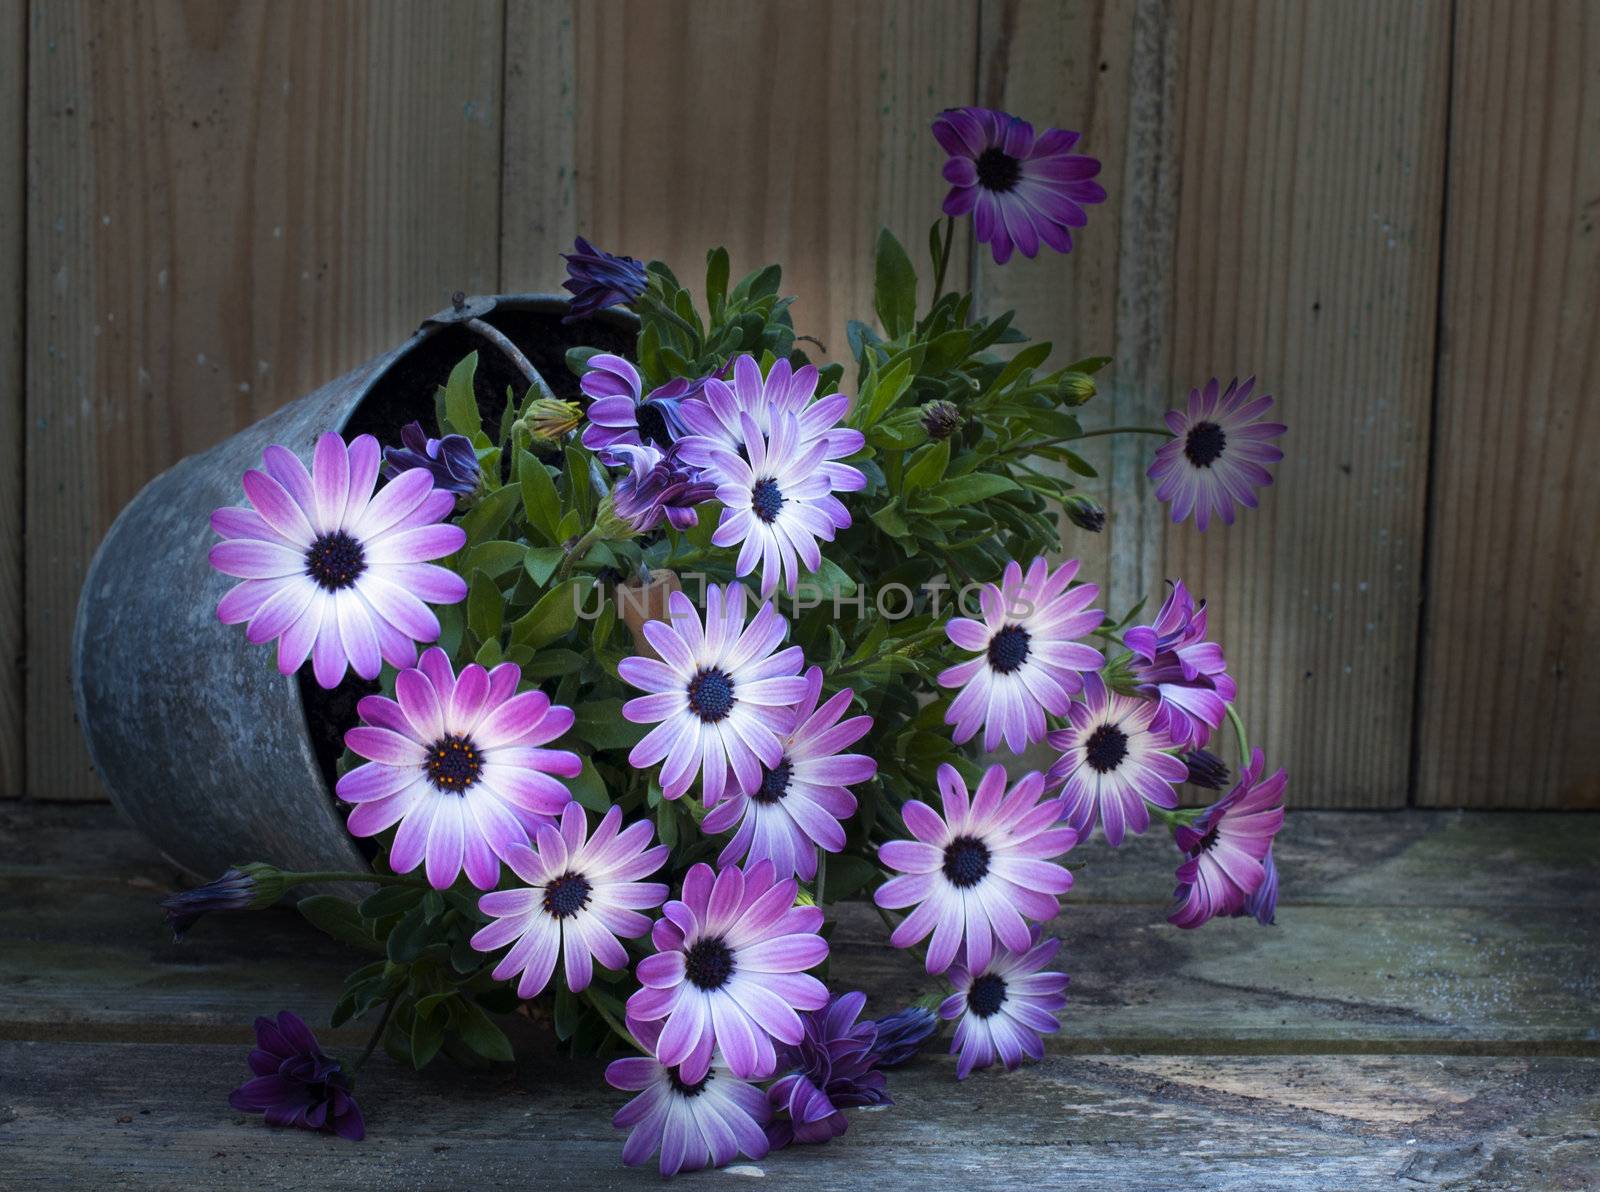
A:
193,103,1290,1176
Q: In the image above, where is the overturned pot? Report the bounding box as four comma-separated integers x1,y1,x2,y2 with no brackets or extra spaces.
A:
73,294,635,882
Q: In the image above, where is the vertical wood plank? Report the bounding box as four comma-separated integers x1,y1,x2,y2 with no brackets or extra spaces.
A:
0,0,23,798
1416,0,1600,808
501,0,579,291
559,0,976,361
27,0,506,800
978,0,1450,806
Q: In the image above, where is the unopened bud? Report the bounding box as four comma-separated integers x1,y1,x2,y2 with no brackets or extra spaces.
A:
1181,749,1230,790
1060,371,1096,404
1065,494,1106,533
919,400,962,441
521,397,583,442
159,862,288,940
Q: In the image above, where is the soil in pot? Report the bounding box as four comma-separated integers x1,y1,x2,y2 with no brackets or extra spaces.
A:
298,306,637,811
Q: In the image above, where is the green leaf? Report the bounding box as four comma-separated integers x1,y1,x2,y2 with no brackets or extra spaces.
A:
463,540,526,579
568,757,612,813
870,500,911,539
443,352,482,441
467,570,505,644
571,698,648,750
990,342,1052,396
903,439,950,492
386,905,432,965
455,999,515,1062
524,545,564,586
931,473,1022,504
410,1006,445,1069
509,577,587,649
523,647,585,678
518,450,563,545
458,483,520,546
297,895,382,953
358,885,424,920
706,246,730,317
819,854,879,902
873,228,918,339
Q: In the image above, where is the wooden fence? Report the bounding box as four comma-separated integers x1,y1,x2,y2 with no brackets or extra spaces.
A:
4,0,1596,808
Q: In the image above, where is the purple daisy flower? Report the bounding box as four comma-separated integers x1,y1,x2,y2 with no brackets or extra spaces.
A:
608,442,717,534
1123,580,1237,749
932,106,1106,265
1148,376,1286,531
701,667,876,882
939,931,1069,1079
705,410,856,599
471,804,668,996
626,860,830,1083
336,648,581,890
606,1016,772,1177
619,583,809,806
1169,748,1287,929
209,433,468,689
938,557,1104,754
677,354,866,496
381,421,479,496
228,1010,364,1140
766,991,890,1148
1044,674,1187,847
561,236,647,323
875,763,1076,976
869,1004,940,1068
578,354,704,462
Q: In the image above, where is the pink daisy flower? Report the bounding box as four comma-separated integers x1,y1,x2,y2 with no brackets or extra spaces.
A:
336,648,580,890
875,764,1076,975
1148,376,1286,530
605,1016,772,1178
938,557,1104,754
1169,748,1287,929
939,930,1069,1079
1045,675,1187,846
932,106,1106,264
209,433,467,689
619,583,809,806
626,860,830,1084
704,411,855,599
677,354,866,496
1124,579,1237,749
470,804,668,997
701,667,876,882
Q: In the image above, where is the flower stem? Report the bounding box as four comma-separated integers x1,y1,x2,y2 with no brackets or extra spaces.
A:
464,316,554,402
930,216,956,308
350,991,399,1077
583,990,643,1053
283,870,424,888
557,527,604,581
815,848,828,907
1065,425,1172,442
1225,703,1251,764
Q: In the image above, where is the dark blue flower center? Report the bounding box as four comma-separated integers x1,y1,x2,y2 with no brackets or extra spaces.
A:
987,624,1031,674
751,477,785,524
1184,421,1227,468
304,531,366,591
968,973,1008,1018
426,734,482,793
684,937,735,991
975,146,1021,193
752,758,792,804
669,1067,713,1097
942,835,991,888
686,668,735,723
636,401,673,449
1084,724,1129,773
542,872,593,919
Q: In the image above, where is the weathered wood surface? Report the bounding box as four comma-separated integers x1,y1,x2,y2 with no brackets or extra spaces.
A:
0,0,23,802
1415,0,1600,809
1,804,1598,1187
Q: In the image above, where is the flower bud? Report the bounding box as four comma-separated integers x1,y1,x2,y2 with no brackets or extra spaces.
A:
919,400,962,441
593,494,637,542
159,862,287,939
869,1003,940,1068
1181,749,1230,790
521,398,583,443
1059,371,1096,404
1065,494,1106,533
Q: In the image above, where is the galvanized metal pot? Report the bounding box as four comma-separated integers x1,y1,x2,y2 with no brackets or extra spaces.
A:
73,294,632,881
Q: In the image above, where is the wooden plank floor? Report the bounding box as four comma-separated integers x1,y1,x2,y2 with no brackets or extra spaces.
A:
2,804,1597,1189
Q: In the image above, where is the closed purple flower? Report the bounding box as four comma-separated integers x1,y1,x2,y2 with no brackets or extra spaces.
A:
766,991,890,1148
932,106,1106,264
562,236,647,323
229,1010,364,1141
1148,376,1286,531
160,864,283,939
1123,580,1237,749
939,931,1069,1079
1169,748,1287,929
578,354,702,461
1233,844,1279,926
869,1004,940,1068
626,860,830,1084
605,1017,771,1177
382,421,480,497
608,442,716,534
1182,749,1231,790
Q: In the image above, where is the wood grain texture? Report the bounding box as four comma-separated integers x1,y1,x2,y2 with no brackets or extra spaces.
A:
563,0,976,360
1415,1,1600,809
500,0,579,291
979,1,1450,806
25,0,506,800
0,0,23,800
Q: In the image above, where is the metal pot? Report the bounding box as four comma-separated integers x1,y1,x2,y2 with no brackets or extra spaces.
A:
73,294,633,881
